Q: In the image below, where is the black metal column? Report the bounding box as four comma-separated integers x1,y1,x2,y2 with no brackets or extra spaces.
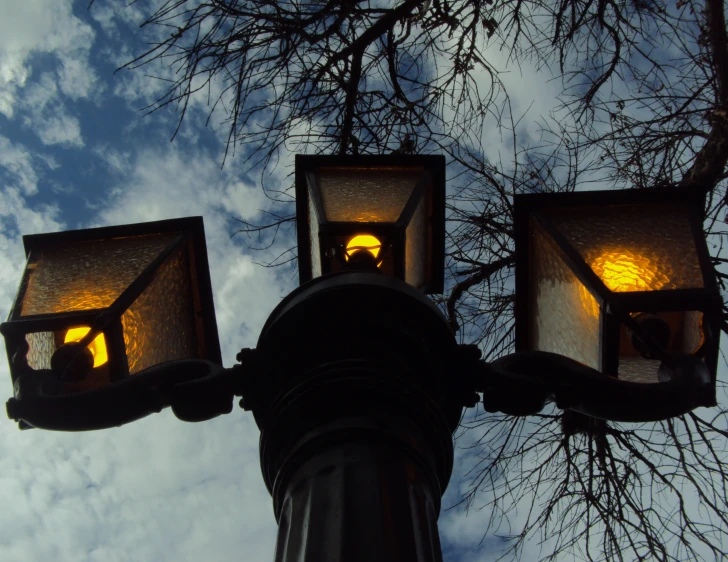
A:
249,272,465,562
271,419,445,562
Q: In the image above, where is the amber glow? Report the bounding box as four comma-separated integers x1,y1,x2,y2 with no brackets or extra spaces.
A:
64,327,108,367
345,234,382,260
579,285,600,318
590,250,667,292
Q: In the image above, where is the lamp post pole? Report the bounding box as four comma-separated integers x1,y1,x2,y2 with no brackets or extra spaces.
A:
242,271,477,561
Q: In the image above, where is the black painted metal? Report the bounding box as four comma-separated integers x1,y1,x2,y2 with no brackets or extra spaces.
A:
272,417,445,562
601,310,620,376
252,271,462,561
105,317,129,382
487,351,715,421
689,205,721,295
5,359,233,431
514,185,705,211
1,310,103,335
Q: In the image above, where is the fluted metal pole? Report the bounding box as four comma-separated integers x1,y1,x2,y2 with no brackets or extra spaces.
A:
271,417,446,562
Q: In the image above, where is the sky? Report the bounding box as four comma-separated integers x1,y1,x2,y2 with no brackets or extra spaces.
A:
0,2,579,562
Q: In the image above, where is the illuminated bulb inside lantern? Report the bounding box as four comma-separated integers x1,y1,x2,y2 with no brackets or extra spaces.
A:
590,250,667,292
64,327,108,367
345,234,382,260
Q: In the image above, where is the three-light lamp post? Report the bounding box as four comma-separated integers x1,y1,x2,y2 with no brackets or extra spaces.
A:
1,154,722,561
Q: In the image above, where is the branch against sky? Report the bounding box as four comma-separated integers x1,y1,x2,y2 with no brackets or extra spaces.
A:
117,0,504,165
113,0,728,560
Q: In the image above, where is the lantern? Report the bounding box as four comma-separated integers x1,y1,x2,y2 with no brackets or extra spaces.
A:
514,188,721,405
1,216,221,425
295,154,446,293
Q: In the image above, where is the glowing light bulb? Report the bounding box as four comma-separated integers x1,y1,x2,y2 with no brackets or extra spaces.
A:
590,250,667,292
345,234,382,260
64,327,108,367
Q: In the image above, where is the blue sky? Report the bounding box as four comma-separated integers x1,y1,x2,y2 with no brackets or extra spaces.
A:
0,2,607,562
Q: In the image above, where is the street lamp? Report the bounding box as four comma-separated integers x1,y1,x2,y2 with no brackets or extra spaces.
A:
296,154,445,292
500,187,721,421
1,158,722,562
1,217,222,430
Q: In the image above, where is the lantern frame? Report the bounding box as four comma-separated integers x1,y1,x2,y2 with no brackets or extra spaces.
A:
514,187,721,396
295,154,446,293
1,217,222,394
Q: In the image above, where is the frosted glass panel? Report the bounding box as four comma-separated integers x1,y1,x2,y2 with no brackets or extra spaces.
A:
405,197,426,289
308,190,322,278
25,331,55,370
548,204,703,291
122,247,195,374
21,233,179,316
618,310,705,383
618,357,660,383
683,311,705,354
530,222,601,369
23,330,110,392
317,167,421,222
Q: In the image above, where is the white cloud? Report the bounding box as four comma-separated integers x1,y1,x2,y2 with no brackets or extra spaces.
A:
0,0,99,118
0,135,40,195
28,111,84,148
88,0,150,39
57,54,102,102
0,409,278,562
220,181,270,222
0,53,30,118
93,144,132,175
18,73,85,148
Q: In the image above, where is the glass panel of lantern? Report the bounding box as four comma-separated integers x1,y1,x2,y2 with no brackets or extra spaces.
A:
514,188,721,402
0,217,221,398
295,154,446,294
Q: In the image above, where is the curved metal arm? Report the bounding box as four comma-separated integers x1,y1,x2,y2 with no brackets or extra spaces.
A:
483,351,713,422
6,359,245,431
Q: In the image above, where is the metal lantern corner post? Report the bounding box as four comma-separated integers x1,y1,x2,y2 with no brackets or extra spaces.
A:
1,154,724,562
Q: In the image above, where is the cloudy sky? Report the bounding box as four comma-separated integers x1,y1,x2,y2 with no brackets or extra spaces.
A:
0,2,569,561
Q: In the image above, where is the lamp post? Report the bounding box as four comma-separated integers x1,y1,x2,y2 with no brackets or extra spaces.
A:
1,156,722,561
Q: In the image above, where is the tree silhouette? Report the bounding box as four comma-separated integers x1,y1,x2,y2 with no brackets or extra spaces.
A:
111,0,728,559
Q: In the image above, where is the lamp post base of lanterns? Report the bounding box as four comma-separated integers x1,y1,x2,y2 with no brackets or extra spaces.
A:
263,365,450,562
246,272,470,562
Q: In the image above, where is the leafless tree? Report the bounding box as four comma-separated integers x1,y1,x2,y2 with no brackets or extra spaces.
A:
110,0,728,560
